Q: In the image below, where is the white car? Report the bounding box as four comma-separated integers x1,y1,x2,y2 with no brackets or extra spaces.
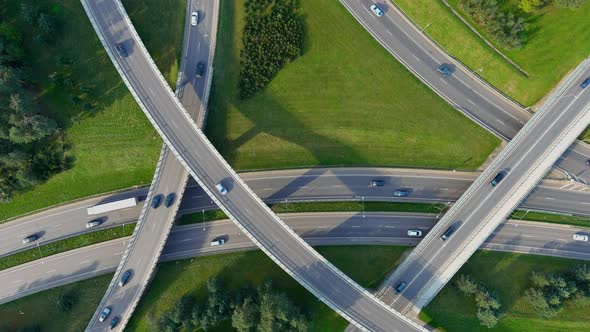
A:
370,4,384,17
191,11,199,26
573,233,589,241
216,182,228,195
407,230,422,237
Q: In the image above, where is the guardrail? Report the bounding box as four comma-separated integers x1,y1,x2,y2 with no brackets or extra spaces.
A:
81,0,425,330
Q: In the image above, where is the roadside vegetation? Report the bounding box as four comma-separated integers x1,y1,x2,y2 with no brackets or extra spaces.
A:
177,201,444,225
127,246,408,331
0,0,186,221
0,274,112,332
206,0,499,171
510,210,590,227
0,223,134,271
393,0,590,108
421,251,590,331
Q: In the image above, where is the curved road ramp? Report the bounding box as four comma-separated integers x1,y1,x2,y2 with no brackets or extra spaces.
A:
80,0,424,330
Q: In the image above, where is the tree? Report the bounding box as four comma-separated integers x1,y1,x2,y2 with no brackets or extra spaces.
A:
456,274,479,294
530,271,550,287
37,13,55,37
57,294,74,312
8,114,57,144
575,264,590,282
232,297,259,332
518,0,542,12
20,4,37,23
477,308,499,328
525,288,557,318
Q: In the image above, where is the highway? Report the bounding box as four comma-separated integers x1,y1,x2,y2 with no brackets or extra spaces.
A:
1,213,589,306
381,59,590,317
2,167,590,261
80,0,420,330
340,0,590,185
85,0,218,330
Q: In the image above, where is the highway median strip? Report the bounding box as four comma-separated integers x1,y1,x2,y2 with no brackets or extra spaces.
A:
177,201,445,225
0,224,135,272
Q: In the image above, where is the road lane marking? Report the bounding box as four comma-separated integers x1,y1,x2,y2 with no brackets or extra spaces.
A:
79,261,89,265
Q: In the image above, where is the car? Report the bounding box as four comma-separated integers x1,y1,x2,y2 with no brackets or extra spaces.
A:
393,190,409,197
151,194,163,209
211,238,226,246
99,307,111,322
196,62,205,79
119,270,132,286
115,43,128,57
407,230,423,237
216,182,228,195
490,172,506,187
164,193,176,207
369,179,385,187
437,64,452,77
441,224,458,241
191,11,199,26
586,159,590,166
395,281,407,293
109,317,120,329
22,234,38,244
574,234,589,242
86,219,103,228
370,4,384,17
581,77,590,89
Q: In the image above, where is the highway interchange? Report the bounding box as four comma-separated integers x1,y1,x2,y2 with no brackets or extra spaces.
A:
1,0,590,331
2,212,589,306
83,0,217,329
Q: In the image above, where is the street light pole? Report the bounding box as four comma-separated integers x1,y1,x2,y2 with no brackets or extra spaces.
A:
361,196,365,218
421,23,431,33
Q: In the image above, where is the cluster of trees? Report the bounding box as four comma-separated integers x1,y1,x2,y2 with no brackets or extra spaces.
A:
20,3,58,43
553,0,589,7
155,278,311,332
238,0,304,99
0,23,69,203
456,274,502,328
524,265,590,318
460,0,528,48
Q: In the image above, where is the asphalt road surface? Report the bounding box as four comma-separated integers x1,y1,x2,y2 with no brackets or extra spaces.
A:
85,0,218,330
81,0,420,330
382,59,590,315
340,0,590,185
2,168,590,261
1,213,589,306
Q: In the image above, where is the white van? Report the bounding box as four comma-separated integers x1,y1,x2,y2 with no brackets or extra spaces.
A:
210,238,226,246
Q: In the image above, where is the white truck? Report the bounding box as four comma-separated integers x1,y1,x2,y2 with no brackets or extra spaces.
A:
87,197,138,215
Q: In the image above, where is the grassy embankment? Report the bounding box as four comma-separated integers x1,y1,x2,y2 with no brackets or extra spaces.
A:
205,0,499,171
0,0,186,221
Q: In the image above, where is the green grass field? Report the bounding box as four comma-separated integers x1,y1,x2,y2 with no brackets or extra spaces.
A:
421,251,590,331
205,0,499,171
0,0,186,221
393,0,590,109
0,274,112,332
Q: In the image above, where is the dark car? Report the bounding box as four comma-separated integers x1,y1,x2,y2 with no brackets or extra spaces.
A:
490,172,506,187
22,234,39,245
437,64,452,77
393,190,410,197
581,77,590,89
395,281,407,293
110,317,120,329
115,43,128,57
196,62,205,78
119,270,132,287
369,180,385,187
441,223,458,241
164,193,176,207
151,194,163,209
